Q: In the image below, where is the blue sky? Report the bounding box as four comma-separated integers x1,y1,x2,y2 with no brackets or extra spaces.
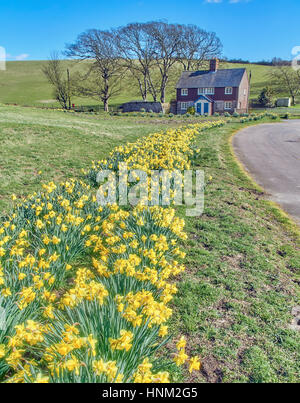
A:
1,0,299,62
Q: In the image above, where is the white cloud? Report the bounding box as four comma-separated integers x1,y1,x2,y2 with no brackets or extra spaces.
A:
15,53,29,61
4,53,30,61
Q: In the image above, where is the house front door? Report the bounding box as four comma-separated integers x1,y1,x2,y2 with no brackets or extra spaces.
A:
196,102,210,115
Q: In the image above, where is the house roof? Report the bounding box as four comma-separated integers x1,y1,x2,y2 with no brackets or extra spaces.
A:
176,68,247,89
195,95,213,103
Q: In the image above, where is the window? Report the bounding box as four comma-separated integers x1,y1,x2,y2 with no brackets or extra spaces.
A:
215,101,223,111
243,89,247,96
224,101,232,110
181,102,188,110
181,88,188,96
225,87,233,95
238,102,242,109
198,88,214,95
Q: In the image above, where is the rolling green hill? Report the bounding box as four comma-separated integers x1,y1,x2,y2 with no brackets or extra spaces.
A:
0,60,280,109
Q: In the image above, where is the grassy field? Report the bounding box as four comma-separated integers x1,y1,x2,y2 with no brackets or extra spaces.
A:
0,105,299,382
0,60,284,109
0,104,197,212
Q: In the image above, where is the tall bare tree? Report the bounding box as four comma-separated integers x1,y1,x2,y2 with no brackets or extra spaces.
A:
145,22,222,103
65,22,223,106
42,52,73,110
146,22,182,103
270,64,300,106
177,25,222,71
65,30,123,112
116,23,157,101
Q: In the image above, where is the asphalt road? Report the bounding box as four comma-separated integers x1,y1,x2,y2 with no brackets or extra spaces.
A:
233,120,300,225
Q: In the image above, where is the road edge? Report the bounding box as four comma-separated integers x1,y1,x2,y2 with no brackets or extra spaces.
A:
229,124,300,244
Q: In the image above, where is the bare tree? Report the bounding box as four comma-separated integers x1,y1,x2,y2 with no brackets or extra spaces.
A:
65,30,123,112
270,64,300,106
73,68,122,110
271,57,290,67
42,52,73,110
145,22,222,103
145,22,182,103
65,22,223,106
177,25,222,71
116,23,157,101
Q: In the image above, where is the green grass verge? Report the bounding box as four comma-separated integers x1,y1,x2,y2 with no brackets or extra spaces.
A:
168,120,300,383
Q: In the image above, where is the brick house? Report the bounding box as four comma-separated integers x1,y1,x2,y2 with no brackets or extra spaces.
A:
175,59,249,115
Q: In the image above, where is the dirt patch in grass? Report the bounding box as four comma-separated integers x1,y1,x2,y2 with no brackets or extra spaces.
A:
200,356,224,383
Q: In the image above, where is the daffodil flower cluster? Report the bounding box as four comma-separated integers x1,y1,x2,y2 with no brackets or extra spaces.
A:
0,122,228,383
85,120,226,187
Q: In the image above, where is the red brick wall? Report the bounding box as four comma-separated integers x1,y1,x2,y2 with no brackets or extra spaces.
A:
177,87,239,114
177,87,238,102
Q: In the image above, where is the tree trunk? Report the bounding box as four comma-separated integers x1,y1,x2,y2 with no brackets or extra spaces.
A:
103,75,109,112
67,69,71,110
291,95,296,106
147,78,157,102
160,77,167,103
143,76,148,101
136,76,146,101
149,89,157,102
104,99,109,112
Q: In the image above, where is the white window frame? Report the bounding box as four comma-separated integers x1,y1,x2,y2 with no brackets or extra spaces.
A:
198,88,215,95
243,89,247,96
181,102,188,110
225,87,233,95
224,101,232,110
181,88,188,96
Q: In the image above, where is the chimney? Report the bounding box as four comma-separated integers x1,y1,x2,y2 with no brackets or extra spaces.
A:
210,58,219,72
